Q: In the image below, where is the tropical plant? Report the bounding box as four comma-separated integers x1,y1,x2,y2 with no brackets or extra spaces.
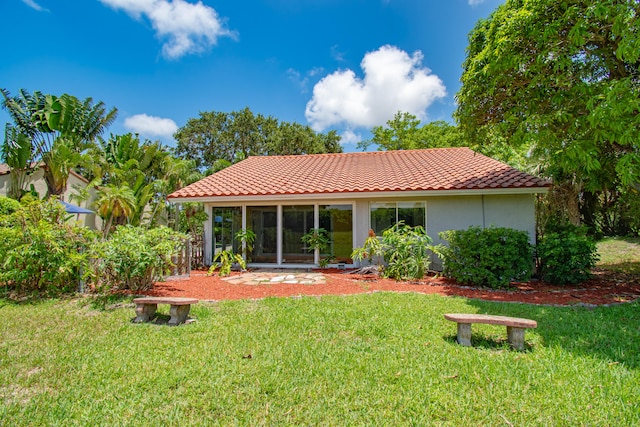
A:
381,223,432,280
1,88,117,197
301,227,332,267
351,229,385,268
208,250,247,277
234,228,256,261
1,127,32,199
94,183,136,236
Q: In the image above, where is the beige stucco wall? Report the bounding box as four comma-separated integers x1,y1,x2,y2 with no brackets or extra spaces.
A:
425,194,536,270
0,169,102,230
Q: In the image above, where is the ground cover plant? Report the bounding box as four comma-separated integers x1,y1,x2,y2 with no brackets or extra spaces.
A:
0,294,638,426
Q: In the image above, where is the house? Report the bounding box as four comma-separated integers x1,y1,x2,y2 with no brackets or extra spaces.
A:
167,148,550,269
0,164,101,229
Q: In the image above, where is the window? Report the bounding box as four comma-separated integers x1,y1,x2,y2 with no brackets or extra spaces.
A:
370,202,425,235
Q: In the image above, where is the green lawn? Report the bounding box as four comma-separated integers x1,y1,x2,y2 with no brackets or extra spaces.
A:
597,237,640,274
1,294,638,426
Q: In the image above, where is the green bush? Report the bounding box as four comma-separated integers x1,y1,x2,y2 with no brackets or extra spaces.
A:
537,224,599,285
0,198,95,295
435,226,533,289
0,196,21,216
381,224,432,280
89,225,187,292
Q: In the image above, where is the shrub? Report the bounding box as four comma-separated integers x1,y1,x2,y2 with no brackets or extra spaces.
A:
89,225,187,292
435,226,533,289
0,198,96,296
0,196,21,216
351,229,385,267
381,223,432,280
537,224,599,285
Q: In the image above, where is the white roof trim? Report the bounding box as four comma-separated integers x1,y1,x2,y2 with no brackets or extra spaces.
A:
168,186,548,203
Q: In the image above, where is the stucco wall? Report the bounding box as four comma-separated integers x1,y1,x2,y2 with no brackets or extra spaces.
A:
0,169,102,230
425,194,536,270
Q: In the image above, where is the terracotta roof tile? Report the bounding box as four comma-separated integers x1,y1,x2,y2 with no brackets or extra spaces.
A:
168,148,550,199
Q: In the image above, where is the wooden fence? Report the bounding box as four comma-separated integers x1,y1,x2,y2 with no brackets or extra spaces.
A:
170,234,205,277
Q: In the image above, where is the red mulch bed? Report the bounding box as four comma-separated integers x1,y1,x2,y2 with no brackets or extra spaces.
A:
143,268,640,306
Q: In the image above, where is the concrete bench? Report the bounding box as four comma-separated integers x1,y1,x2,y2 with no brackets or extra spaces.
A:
444,313,537,350
133,297,199,326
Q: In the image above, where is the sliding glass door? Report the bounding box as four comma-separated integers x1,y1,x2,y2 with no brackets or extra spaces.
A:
212,207,242,257
320,204,353,263
282,205,314,264
247,206,277,263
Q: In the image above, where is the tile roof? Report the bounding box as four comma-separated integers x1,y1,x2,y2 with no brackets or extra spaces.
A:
168,148,550,200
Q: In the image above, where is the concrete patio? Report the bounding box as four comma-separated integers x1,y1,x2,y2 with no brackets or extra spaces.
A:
220,271,326,285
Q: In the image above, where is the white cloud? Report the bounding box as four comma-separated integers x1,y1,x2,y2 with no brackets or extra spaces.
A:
305,45,447,131
287,67,325,93
468,0,486,5
22,0,48,11
339,129,362,146
124,114,178,138
99,0,236,59
330,44,346,62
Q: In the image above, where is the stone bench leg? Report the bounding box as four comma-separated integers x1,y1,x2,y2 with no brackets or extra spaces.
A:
507,326,525,350
456,323,472,346
168,304,191,326
134,303,157,323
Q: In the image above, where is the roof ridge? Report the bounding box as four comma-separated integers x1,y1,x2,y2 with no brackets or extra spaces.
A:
247,147,473,160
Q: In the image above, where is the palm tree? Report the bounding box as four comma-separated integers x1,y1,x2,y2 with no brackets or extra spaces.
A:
94,183,136,237
1,88,117,198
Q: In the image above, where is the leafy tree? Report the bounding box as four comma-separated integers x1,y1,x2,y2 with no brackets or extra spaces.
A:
174,107,342,170
82,133,202,234
455,0,640,231
1,89,117,197
359,111,465,151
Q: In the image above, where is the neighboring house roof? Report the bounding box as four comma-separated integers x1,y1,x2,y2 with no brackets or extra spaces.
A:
168,148,550,201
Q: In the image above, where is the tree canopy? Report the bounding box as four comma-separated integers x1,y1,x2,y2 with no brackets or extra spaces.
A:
173,107,343,170
359,112,466,151
456,0,640,233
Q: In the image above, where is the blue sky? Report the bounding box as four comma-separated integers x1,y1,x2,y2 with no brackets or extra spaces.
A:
1,0,503,151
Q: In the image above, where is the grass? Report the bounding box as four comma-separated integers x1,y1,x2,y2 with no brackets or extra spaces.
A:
1,293,639,426
597,237,640,274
